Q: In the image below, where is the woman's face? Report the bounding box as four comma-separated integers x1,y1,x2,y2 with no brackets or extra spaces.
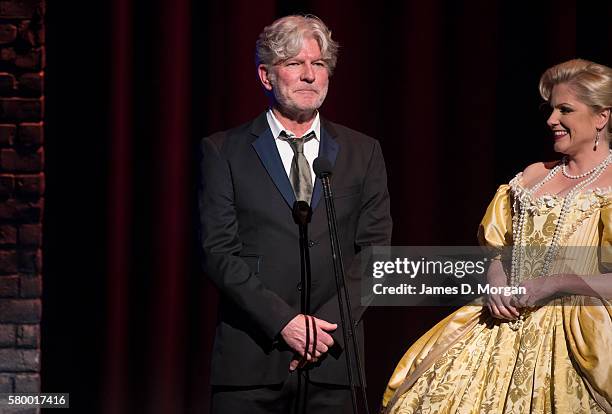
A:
547,83,603,155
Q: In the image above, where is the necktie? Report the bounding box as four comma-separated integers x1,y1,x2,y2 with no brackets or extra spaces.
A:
283,131,315,203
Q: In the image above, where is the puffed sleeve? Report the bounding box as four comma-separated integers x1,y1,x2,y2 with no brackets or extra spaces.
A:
477,185,513,251
599,202,612,269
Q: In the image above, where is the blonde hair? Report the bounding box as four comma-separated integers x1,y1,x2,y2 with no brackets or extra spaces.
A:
539,59,612,134
255,15,339,74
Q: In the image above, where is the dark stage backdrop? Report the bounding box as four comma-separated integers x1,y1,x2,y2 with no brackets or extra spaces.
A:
42,1,612,413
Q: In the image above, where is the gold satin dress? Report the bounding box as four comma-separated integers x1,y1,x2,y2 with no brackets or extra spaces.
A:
382,176,612,414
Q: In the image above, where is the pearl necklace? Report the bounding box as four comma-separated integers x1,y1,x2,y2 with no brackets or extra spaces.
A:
562,151,612,179
508,151,612,330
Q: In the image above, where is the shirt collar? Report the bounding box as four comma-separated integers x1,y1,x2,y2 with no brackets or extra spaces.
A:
266,109,321,141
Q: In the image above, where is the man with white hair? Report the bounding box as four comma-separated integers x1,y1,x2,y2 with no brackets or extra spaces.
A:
200,15,392,413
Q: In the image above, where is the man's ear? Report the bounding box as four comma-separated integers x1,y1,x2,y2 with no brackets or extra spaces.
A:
258,64,273,91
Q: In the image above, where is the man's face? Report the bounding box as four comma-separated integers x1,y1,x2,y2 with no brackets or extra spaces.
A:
261,37,329,117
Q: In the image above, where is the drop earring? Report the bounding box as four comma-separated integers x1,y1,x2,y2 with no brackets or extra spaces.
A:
594,128,601,151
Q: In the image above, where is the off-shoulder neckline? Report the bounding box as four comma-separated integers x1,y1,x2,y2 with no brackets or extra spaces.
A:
509,172,612,203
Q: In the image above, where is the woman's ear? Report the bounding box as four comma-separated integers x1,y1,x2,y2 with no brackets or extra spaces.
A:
596,108,611,130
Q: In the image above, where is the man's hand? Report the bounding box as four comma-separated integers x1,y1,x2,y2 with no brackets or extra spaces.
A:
280,314,337,371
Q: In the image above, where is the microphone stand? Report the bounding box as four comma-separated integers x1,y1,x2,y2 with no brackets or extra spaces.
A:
292,201,314,414
318,172,369,414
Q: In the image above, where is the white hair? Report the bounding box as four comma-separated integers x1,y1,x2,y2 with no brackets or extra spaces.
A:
255,15,339,75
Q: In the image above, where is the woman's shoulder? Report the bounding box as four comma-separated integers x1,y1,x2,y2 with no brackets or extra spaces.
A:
515,160,560,188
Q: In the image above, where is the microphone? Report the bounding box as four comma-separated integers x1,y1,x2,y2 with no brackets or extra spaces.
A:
314,157,334,199
313,157,333,179
292,200,312,226
313,157,369,413
292,200,315,376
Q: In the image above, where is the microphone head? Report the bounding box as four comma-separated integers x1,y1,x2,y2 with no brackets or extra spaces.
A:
313,157,333,178
292,200,312,225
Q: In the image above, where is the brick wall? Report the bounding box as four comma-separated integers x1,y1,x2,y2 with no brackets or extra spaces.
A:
0,0,44,402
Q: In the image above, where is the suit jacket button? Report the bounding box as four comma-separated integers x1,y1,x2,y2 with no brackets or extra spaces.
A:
297,282,302,291
308,240,317,247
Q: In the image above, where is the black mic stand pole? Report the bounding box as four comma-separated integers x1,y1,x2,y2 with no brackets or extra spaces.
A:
292,201,314,414
317,168,370,414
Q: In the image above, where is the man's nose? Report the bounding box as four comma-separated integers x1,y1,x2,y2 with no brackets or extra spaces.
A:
301,63,315,82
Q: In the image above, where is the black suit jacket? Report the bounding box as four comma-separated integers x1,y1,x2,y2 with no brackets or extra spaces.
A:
199,112,392,386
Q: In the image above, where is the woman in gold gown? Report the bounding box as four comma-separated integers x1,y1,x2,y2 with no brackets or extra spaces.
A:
382,59,612,413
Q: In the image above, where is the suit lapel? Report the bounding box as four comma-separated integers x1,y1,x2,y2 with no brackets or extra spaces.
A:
250,113,341,211
311,120,340,210
251,114,296,208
